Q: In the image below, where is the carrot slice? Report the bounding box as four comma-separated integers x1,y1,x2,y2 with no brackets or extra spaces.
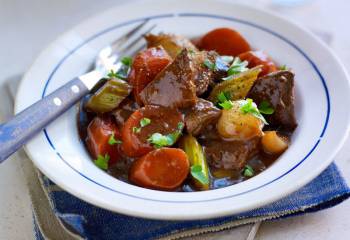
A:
129,148,190,190
86,116,121,166
128,47,171,105
238,50,277,77
198,28,251,56
121,105,183,157
120,109,153,158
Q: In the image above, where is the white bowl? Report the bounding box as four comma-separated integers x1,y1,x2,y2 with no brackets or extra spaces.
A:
15,0,350,220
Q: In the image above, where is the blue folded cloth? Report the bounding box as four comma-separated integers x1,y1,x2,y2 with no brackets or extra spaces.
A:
34,163,350,240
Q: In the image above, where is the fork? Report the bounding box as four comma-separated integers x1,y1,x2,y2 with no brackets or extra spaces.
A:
0,19,155,162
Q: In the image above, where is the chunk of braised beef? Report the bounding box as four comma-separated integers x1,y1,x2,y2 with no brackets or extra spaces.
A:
139,49,197,108
145,34,222,96
189,50,219,96
185,98,221,136
199,127,260,170
248,70,297,130
111,98,140,128
203,137,260,170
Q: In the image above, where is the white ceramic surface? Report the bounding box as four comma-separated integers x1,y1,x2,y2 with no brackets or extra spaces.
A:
15,0,350,220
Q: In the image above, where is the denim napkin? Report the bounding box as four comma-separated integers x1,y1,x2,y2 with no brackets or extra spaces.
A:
32,162,350,240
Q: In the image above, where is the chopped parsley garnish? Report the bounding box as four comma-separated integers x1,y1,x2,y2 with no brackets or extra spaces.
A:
219,100,234,110
107,56,132,80
279,64,287,70
140,118,151,127
220,56,234,64
147,133,175,148
239,98,268,124
107,69,118,78
204,56,248,80
258,100,275,115
133,126,141,133
242,165,254,177
132,118,152,134
94,154,110,170
177,122,184,130
121,56,132,66
147,122,184,148
217,91,234,110
217,91,230,103
203,59,215,70
190,165,209,185
214,57,230,71
108,133,122,145
203,56,232,72
222,57,249,81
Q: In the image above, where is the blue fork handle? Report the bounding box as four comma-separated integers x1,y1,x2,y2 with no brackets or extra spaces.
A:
0,77,89,162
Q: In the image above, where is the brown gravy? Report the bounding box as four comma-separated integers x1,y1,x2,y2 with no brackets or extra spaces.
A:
78,96,283,192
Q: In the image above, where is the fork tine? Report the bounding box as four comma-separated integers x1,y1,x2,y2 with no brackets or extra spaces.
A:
115,24,157,57
109,19,149,51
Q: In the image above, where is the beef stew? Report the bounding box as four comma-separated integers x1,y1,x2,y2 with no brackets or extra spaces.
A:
78,27,297,191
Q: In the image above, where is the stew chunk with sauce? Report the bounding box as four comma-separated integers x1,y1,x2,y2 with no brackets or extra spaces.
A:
78,28,297,191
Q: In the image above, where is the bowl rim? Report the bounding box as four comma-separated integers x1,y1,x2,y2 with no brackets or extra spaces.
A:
41,14,331,203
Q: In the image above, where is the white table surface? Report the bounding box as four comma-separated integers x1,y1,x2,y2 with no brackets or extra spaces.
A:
1,0,350,239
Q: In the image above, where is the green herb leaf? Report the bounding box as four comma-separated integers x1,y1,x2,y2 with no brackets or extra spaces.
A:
147,126,183,148
239,98,268,124
140,117,151,127
203,59,215,70
204,56,232,72
219,100,234,110
107,56,132,80
220,56,234,64
216,92,233,110
147,133,172,148
222,57,249,80
215,57,230,71
108,133,120,145
190,165,209,185
133,126,141,133
121,56,132,66
133,118,152,134
239,98,254,114
107,70,118,78
279,64,287,70
217,91,229,103
108,133,122,145
94,154,110,170
242,165,254,177
258,100,275,115
177,122,184,130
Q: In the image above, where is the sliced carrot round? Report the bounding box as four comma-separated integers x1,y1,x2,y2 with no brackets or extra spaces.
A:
121,105,183,157
86,116,121,166
198,28,251,56
129,148,190,190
